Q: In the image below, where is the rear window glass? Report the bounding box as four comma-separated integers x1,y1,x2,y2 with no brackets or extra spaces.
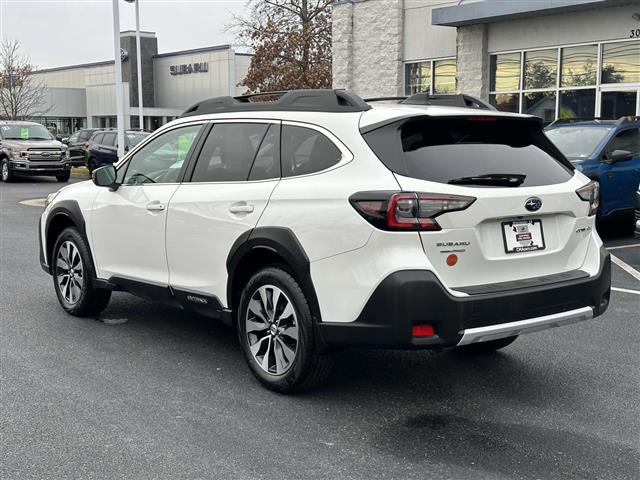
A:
363,116,573,187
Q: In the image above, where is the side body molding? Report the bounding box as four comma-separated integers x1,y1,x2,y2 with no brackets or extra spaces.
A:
226,227,322,323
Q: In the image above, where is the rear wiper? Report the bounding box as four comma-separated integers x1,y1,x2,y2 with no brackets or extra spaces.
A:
448,173,526,187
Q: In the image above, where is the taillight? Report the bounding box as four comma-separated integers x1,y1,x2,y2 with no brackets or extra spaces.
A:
350,191,476,231
576,181,599,216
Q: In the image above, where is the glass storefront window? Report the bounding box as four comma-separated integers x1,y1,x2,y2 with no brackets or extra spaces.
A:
434,59,456,94
601,91,638,119
524,49,557,89
405,62,431,95
561,45,597,87
490,93,519,113
523,91,556,123
602,41,640,84
559,89,596,119
490,52,520,92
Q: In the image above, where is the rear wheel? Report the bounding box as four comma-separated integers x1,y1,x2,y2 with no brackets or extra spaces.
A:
56,171,70,182
237,267,333,393
1,158,13,182
52,227,111,317
456,336,518,354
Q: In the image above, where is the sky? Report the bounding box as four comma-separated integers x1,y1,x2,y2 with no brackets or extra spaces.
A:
0,0,248,69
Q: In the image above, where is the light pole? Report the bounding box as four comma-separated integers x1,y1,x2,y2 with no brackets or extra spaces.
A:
112,0,126,160
125,0,144,131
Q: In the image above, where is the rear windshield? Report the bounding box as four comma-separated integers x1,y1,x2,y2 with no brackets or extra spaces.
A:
363,116,574,187
126,132,150,146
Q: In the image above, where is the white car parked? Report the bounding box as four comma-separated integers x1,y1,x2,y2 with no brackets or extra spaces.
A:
40,90,611,392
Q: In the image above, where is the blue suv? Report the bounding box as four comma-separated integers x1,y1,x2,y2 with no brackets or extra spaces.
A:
85,129,150,172
546,117,640,221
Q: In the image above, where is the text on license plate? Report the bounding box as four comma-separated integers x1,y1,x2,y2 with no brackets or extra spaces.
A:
501,219,545,254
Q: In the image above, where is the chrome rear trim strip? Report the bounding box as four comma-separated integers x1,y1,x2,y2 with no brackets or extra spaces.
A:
457,306,594,346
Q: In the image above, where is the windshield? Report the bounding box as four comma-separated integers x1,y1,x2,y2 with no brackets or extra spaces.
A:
0,124,54,141
126,132,150,146
545,126,612,160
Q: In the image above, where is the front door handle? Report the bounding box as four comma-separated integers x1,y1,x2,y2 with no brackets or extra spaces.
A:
228,203,254,214
146,202,166,212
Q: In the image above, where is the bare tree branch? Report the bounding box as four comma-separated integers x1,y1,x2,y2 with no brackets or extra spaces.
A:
0,39,49,120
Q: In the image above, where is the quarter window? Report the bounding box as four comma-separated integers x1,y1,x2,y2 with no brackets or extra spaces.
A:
122,124,201,185
281,125,342,177
191,123,270,182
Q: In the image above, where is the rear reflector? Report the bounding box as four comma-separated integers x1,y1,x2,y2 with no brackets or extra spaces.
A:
412,324,435,337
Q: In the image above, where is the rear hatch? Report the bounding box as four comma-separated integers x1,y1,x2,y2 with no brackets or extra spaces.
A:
362,114,595,290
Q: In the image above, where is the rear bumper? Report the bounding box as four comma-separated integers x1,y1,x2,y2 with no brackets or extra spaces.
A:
317,246,610,349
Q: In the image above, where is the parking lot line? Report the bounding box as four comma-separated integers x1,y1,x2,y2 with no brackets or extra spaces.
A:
610,254,640,282
611,286,640,295
606,244,640,251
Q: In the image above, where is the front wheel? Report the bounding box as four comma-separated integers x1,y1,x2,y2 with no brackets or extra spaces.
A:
237,267,333,393
52,227,111,317
1,158,14,182
56,171,70,182
456,335,518,354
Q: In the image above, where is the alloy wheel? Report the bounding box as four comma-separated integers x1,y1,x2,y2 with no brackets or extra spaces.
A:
1,162,8,181
56,241,84,304
246,285,299,375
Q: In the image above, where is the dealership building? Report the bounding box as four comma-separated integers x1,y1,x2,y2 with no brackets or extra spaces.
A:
30,31,251,135
332,0,640,121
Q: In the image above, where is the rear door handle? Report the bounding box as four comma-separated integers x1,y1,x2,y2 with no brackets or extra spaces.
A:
146,202,166,212
228,203,254,214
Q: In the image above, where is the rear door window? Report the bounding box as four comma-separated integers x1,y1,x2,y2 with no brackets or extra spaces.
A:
92,133,104,145
102,133,116,147
281,125,341,177
363,116,573,187
191,123,270,182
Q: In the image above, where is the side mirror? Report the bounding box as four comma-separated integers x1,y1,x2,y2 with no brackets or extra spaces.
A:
92,165,119,190
606,149,634,163
61,138,69,145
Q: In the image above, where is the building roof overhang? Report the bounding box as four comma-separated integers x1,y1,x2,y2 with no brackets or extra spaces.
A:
432,0,637,27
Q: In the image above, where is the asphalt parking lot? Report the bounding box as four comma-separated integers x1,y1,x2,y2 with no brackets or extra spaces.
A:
1,176,638,480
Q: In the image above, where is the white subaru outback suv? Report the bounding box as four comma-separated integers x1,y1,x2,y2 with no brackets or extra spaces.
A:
39,90,610,392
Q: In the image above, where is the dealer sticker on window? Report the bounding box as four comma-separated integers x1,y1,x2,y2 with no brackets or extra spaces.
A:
502,219,545,254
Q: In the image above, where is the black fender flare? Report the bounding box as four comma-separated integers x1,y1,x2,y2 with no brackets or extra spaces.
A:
44,200,89,267
226,227,322,323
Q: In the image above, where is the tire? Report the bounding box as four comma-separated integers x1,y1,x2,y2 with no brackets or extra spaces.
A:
1,158,14,182
52,227,111,317
86,157,97,173
237,267,333,393
56,171,70,182
456,335,518,354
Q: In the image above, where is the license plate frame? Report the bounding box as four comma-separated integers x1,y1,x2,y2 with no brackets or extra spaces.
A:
501,219,546,254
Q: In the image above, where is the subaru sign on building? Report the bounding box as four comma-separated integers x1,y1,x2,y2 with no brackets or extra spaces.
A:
28,31,251,135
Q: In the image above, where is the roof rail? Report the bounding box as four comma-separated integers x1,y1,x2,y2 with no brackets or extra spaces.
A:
403,93,496,110
180,89,371,117
363,93,496,110
617,115,640,125
546,117,607,128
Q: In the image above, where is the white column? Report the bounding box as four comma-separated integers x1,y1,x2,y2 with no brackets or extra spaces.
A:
112,0,125,159
135,0,144,130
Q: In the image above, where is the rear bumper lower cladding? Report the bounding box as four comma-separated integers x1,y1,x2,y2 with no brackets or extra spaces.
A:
317,246,610,349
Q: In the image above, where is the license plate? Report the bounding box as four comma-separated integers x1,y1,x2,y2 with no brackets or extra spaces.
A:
502,219,545,254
